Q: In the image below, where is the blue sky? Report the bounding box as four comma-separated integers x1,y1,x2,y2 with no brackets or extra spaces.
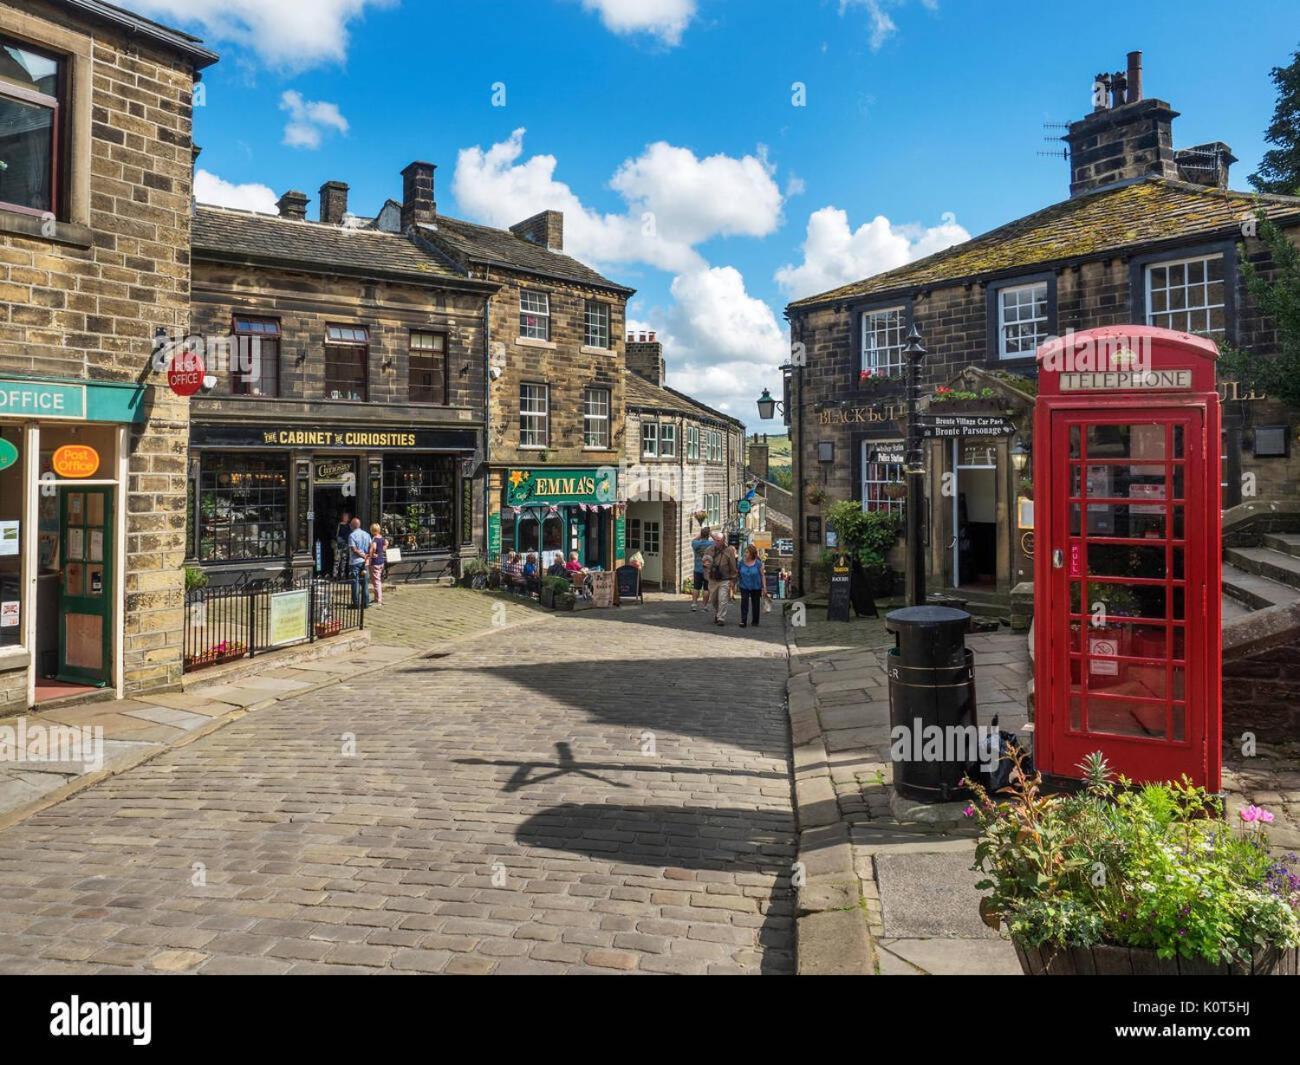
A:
137,0,1299,431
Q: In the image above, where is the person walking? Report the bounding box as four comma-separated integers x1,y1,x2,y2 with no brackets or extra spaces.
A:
347,517,372,609
737,544,765,629
334,510,352,578
689,525,712,612
702,531,738,626
368,523,387,606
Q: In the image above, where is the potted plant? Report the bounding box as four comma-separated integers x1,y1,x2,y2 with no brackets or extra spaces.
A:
824,499,903,596
857,368,902,395
184,639,248,671
968,750,1300,975
806,484,828,507
315,619,343,638
459,555,489,589
540,575,571,609
929,385,1007,415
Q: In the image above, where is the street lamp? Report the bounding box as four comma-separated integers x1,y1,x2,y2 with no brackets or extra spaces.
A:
1010,436,1030,474
903,323,928,607
756,387,780,421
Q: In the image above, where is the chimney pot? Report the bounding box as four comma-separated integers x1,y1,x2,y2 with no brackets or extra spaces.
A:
318,180,348,225
401,161,437,229
509,210,564,251
1126,51,1143,104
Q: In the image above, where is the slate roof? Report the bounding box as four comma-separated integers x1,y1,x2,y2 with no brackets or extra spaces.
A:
788,178,1300,311
419,216,634,295
624,370,744,429
192,205,482,288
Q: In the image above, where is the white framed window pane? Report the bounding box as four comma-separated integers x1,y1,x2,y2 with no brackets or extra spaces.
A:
1144,255,1224,336
998,282,1048,358
642,422,658,457
520,290,550,340
661,424,676,457
582,387,609,448
520,383,548,447
584,301,609,348
861,307,906,376
861,440,905,515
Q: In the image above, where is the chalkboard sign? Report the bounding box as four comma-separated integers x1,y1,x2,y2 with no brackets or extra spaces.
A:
591,570,615,608
616,564,641,604
826,555,852,622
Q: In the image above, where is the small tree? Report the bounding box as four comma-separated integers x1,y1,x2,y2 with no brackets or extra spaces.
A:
1249,47,1300,197
824,499,903,573
1219,213,1300,410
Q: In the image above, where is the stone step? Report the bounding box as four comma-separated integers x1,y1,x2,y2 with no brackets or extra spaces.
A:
1262,532,1300,559
1221,561,1300,612
1224,546,1300,592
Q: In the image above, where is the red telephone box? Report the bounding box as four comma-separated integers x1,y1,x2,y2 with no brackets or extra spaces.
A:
1033,326,1222,791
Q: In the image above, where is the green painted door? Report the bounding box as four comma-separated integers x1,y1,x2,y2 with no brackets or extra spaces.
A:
58,487,112,686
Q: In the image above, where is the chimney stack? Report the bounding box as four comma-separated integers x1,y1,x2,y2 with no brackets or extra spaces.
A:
748,435,770,481
626,333,665,388
277,189,308,221
1176,142,1237,190
510,210,564,252
401,161,437,229
319,180,348,224
1064,52,1178,197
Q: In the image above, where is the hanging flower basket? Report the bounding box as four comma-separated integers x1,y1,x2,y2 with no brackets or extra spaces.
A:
806,485,828,507
693,510,709,525
882,482,908,500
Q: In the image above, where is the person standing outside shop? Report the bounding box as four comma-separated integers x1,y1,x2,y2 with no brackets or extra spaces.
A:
347,517,372,609
689,525,712,612
334,510,352,578
369,523,387,607
737,544,765,629
702,531,738,626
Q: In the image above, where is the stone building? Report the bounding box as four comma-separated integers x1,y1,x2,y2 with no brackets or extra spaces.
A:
0,0,214,712
623,333,746,591
187,170,498,586
404,182,636,570
785,52,1300,625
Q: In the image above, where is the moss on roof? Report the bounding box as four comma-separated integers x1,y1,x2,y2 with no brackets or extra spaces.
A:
787,178,1300,311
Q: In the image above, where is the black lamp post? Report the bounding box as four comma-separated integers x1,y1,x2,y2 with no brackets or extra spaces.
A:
903,324,928,607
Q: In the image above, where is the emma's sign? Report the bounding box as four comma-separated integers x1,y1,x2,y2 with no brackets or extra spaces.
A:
1060,369,1192,391
506,467,616,507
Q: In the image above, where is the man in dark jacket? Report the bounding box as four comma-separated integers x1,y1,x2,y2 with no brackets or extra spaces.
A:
701,532,739,626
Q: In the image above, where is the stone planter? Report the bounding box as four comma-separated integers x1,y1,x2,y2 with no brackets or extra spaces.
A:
1015,939,1300,975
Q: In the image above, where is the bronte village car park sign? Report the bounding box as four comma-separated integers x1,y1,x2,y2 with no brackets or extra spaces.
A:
918,414,1017,438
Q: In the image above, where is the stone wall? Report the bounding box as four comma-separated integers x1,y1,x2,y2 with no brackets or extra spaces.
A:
0,1,202,703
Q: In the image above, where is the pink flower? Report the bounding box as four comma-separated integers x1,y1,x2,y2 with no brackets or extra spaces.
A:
1260,808,1276,824
1240,805,1265,823
963,804,976,818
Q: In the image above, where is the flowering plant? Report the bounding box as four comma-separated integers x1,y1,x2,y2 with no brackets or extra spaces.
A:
968,749,1300,964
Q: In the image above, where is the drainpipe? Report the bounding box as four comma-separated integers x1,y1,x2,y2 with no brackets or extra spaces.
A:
482,279,492,562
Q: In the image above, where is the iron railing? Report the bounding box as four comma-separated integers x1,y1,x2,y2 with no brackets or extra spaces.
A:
183,573,365,673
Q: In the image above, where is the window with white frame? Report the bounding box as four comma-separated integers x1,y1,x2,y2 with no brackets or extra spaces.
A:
686,426,699,461
706,430,723,463
584,300,609,348
1145,254,1226,335
582,387,610,448
997,282,1049,359
519,383,548,447
660,423,677,458
704,492,721,526
641,421,658,458
861,440,905,515
861,306,907,377
519,289,550,341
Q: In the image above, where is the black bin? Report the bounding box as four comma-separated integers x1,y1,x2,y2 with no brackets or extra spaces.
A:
885,605,979,803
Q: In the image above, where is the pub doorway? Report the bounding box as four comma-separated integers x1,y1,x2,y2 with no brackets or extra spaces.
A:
952,438,998,590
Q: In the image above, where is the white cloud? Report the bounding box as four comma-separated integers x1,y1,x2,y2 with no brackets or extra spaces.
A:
839,0,938,50
579,0,697,45
280,90,349,150
451,128,782,274
129,0,389,70
194,169,278,213
775,206,969,301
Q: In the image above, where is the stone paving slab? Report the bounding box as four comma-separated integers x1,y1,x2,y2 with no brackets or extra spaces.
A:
878,936,1021,976
875,848,998,939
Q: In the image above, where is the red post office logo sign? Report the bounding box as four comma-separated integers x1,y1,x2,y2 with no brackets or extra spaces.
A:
167,350,206,397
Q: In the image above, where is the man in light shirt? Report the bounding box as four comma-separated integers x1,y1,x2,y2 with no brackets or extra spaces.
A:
347,517,373,608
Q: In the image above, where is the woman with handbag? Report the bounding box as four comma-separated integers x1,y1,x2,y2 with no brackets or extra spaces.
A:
737,544,765,629
368,523,387,606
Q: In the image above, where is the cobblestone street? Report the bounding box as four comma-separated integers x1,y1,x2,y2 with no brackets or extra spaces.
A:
0,597,795,975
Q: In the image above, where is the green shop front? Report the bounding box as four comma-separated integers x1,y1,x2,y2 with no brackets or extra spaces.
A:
187,422,479,585
0,376,145,708
493,466,622,570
